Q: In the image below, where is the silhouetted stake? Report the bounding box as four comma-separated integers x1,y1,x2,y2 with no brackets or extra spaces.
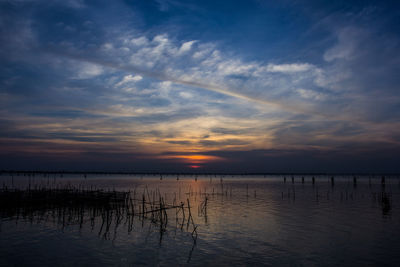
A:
381,192,391,216
142,195,145,219
312,176,315,185
186,199,194,229
301,177,304,184
186,240,196,264
353,176,357,187
291,176,294,184
381,176,385,186
284,176,286,183
331,176,334,187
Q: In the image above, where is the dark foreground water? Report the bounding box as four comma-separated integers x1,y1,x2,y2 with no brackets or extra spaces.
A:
0,174,399,266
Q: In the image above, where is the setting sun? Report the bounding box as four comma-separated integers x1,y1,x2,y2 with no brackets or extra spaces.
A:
189,165,201,169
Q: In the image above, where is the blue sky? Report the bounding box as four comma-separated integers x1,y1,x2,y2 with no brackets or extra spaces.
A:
1,0,400,172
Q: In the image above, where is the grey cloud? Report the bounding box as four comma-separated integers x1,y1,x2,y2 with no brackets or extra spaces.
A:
198,139,249,147
166,140,193,145
210,127,254,135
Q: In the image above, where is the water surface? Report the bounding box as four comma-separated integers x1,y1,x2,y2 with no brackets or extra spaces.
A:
0,174,399,266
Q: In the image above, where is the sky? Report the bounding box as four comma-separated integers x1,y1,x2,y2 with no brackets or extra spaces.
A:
1,0,400,173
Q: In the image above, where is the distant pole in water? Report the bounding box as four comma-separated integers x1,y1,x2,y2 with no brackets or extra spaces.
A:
312,176,315,185
291,176,294,184
284,176,286,183
381,176,385,186
353,176,357,187
331,176,335,187
301,177,304,183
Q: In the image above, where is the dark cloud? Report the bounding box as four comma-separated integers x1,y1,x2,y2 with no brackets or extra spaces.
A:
198,139,249,147
166,140,193,145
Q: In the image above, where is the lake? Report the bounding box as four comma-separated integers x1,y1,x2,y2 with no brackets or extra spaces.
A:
0,174,399,266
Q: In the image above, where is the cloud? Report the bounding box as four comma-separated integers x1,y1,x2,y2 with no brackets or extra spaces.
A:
130,36,149,47
296,89,327,101
179,40,196,54
178,91,192,99
323,27,367,62
315,24,400,123
41,23,399,127
46,44,312,115
265,63,314,73
73,62,103,79
115,74,143,87
192,43,215,59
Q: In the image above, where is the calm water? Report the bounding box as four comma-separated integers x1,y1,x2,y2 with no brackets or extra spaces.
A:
1,174,399,266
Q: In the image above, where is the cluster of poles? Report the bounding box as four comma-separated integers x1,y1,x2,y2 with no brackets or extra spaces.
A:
0,184,207,245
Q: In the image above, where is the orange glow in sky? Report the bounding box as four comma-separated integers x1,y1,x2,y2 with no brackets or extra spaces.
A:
158,154,224,165
189,165,201,169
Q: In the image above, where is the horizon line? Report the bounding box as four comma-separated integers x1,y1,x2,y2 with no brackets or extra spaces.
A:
1,170,399,176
